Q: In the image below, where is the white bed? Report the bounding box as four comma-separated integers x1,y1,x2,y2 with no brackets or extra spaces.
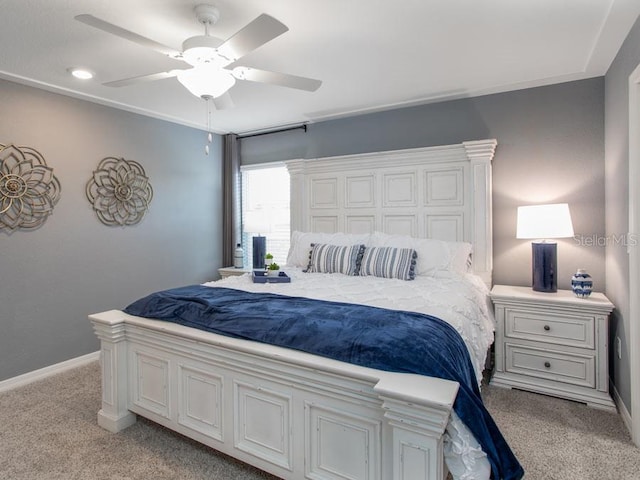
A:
204,261,495,478
90,139,505,480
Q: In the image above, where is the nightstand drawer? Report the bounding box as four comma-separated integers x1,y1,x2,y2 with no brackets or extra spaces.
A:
504,307,595,349
505,343,595,388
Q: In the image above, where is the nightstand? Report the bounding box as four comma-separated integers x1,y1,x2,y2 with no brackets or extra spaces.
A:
490,285,615,411
218,266,252,279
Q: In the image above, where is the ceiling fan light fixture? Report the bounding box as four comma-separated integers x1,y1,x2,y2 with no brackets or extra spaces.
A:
74,6,321,108
181,35,228,67
176,65,236,99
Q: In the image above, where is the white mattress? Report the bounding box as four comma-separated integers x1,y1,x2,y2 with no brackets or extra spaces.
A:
205,267,495,480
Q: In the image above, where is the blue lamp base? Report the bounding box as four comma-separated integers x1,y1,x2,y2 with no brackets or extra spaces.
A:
531,241,557,292
252,235,266,269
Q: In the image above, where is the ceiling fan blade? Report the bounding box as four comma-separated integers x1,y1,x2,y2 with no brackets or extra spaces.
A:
216,14,288,62
212,92,234,110
103,70,184,88
232,67,322,92
75,14,182,59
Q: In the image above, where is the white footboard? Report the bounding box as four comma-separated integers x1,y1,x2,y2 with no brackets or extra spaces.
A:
91,310,458,480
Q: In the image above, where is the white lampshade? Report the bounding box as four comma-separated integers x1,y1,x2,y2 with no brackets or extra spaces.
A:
516,203,575,239
176,65,236,99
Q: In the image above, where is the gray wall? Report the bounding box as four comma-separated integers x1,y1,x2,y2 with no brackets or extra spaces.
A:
241,78,606,294
604,14,640,413
0,79,222,381
0,68,620,409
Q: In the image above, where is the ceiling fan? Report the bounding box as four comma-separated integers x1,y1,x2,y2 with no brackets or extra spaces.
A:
75,4,322,108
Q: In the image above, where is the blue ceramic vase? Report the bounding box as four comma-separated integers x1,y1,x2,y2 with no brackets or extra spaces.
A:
571,269,593,298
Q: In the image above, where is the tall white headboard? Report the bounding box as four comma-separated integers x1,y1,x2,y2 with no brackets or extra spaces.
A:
285,139,497,286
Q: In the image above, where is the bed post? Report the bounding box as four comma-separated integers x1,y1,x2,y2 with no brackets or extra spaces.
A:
375,374,459,480
464,139,496,288
285,158,307,233
90,310,137,433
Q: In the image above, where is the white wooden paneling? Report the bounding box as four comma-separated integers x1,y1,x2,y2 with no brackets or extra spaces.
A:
424,213,464,242
311,178,339,209
424,168,463,206
93,321,137,433
101,346,114,406
383,172,417,208
132,351,170,419
396,431,432,480
178,365,223,441
346,215,376,234
382,215,417,237
306,402,380,480
286,139,496,285
377,388,448,480
91,309,459,480
311,216,339,233
466,142,494,285
346,175,376,208
235,381,293,471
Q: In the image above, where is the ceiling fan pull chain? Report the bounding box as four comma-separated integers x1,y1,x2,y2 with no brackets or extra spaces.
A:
205,95,213,155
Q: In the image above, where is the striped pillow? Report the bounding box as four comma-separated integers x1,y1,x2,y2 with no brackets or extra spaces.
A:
359,246,417,280
306,243,365,275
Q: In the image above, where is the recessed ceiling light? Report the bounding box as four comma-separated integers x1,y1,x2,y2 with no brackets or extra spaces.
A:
68,67,94,80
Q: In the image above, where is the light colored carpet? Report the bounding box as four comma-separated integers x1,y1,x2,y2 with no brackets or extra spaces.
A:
0,362,277,480
1,361,639,479
482,383,640,480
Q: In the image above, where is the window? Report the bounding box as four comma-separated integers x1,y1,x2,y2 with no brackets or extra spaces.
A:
241,163,290,267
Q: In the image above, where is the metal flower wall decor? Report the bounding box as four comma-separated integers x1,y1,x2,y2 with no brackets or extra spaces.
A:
0,143,61,232
86,157,153,227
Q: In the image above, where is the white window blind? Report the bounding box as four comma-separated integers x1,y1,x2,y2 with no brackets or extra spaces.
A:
241,163,290,267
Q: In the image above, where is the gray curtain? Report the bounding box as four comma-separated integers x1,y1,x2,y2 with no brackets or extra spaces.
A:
222,133,240,267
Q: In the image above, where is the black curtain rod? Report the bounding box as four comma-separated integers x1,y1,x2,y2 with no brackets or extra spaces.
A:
237,124,307,140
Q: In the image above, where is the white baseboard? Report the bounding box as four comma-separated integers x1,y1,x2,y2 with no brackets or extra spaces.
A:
611,381,633,436
0,351,100,393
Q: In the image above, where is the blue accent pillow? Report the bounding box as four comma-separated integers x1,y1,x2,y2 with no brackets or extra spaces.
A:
306,243,365,275
359,246,417,280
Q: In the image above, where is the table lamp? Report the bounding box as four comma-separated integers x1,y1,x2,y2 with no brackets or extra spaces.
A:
516,203,574,292
243,212,272,270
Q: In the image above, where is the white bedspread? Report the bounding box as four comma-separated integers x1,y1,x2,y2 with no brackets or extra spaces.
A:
206,267,494,383
205,267,495,480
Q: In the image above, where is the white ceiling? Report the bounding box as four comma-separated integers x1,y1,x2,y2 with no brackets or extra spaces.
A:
2,0,639,135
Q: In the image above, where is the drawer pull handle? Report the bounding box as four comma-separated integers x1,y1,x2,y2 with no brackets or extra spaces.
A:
544,361,551,368
543,325,551,331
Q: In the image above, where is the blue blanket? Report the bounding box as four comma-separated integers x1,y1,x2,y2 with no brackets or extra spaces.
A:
124,285,523,480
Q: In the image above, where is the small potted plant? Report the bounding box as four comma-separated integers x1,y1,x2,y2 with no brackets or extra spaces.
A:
267,262,280,276
265,253,274,267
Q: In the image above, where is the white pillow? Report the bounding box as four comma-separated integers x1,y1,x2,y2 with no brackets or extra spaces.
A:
448,241,473,274
287,231,371,268
368,232,472,275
